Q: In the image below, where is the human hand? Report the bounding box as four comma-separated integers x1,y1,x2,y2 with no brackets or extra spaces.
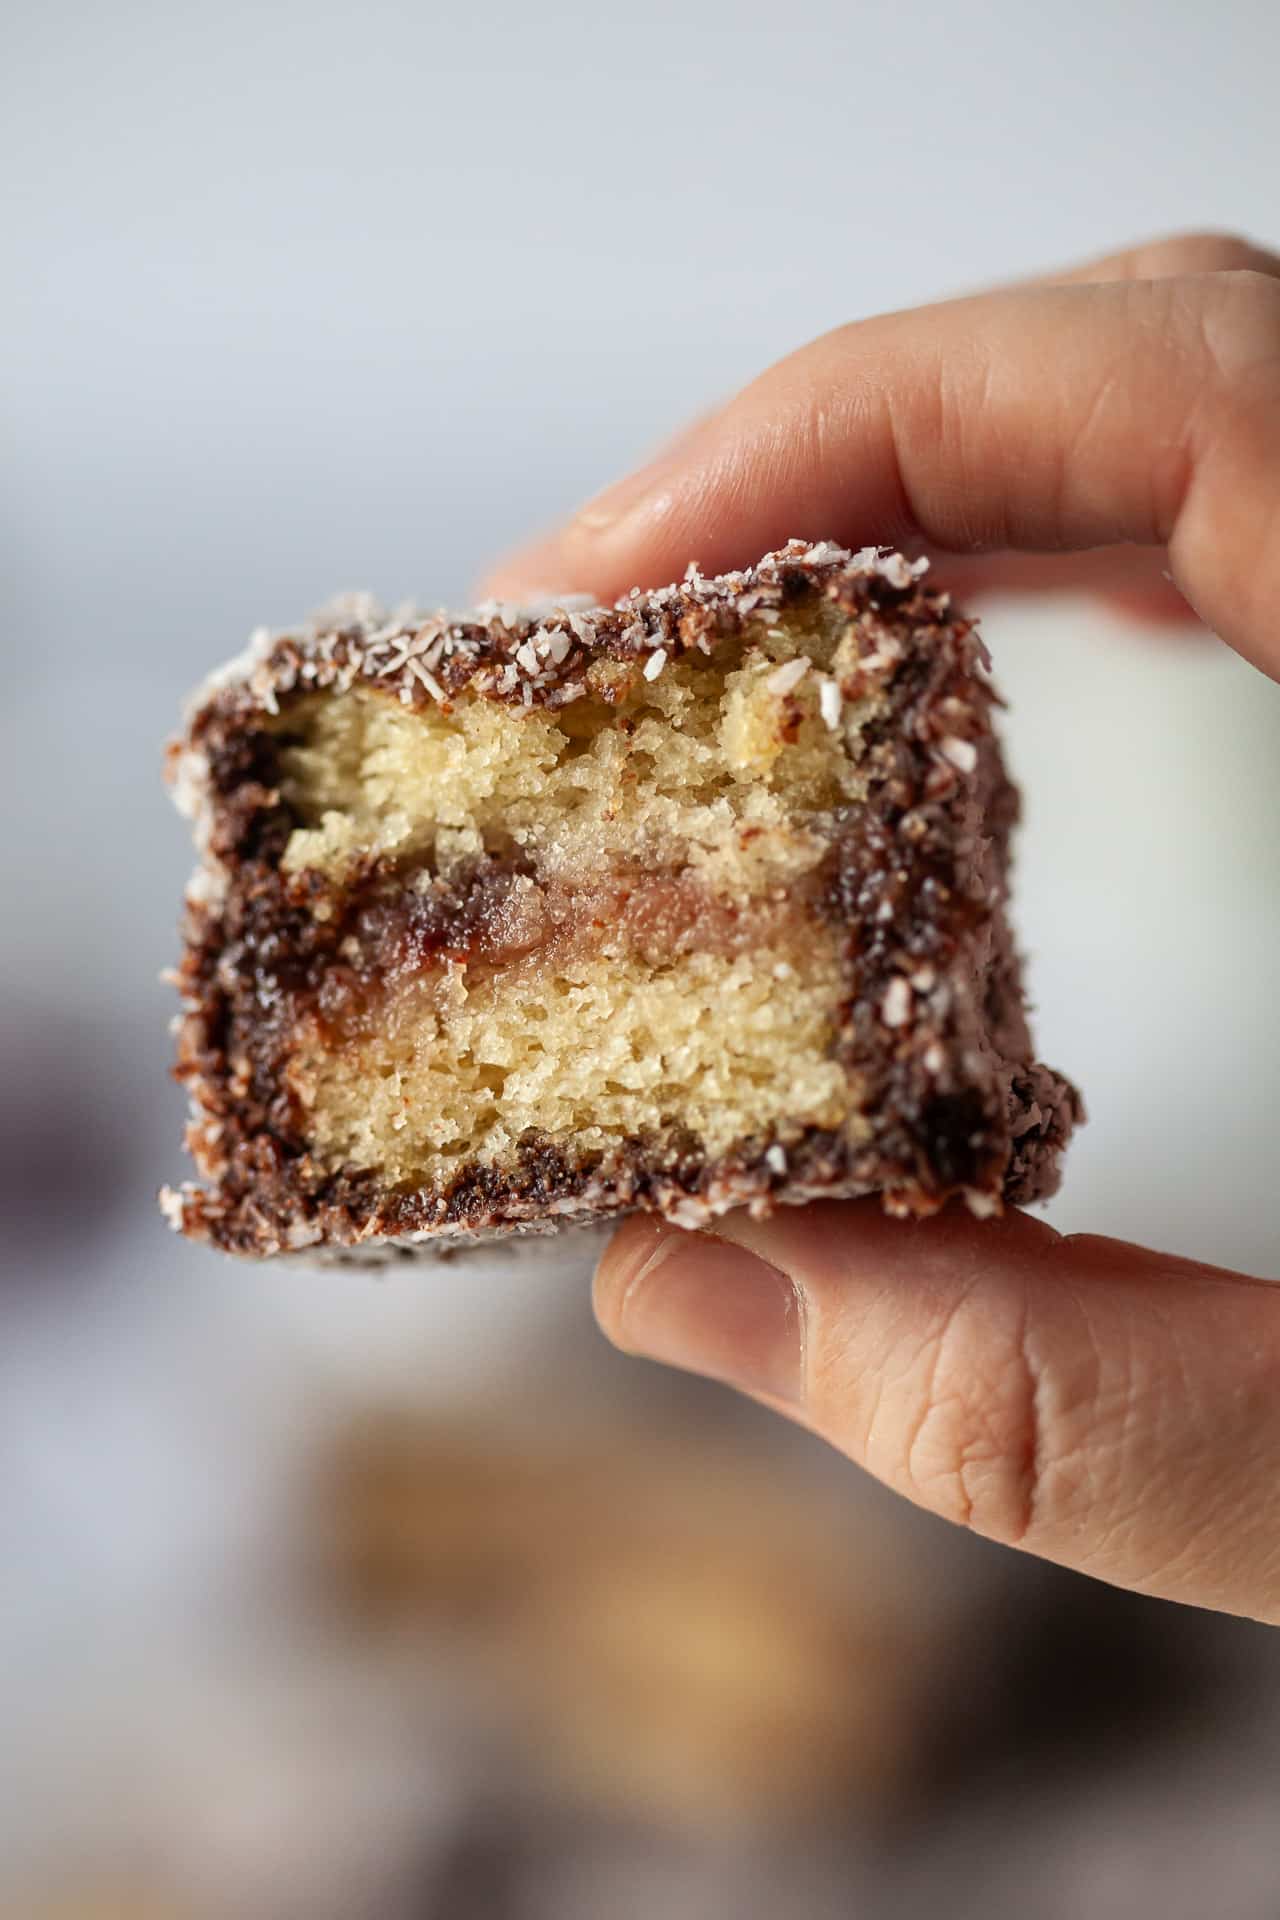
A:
481,232,1280,1623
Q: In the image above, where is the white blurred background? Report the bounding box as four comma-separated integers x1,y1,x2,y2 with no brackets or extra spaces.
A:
3,2,1280,1915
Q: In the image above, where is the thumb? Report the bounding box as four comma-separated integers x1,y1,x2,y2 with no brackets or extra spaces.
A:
593,1203,1280,1623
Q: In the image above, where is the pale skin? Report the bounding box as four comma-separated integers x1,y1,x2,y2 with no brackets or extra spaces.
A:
480,233,1280,1624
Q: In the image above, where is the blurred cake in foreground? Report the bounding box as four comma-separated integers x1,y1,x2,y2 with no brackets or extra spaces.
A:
162,542,1079,1258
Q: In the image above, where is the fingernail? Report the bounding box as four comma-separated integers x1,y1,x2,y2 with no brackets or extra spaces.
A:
573,412,718,535
574,463,673,535
612,1228,805,1405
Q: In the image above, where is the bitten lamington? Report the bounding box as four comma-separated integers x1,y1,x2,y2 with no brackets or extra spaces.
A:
162,542,1081,1259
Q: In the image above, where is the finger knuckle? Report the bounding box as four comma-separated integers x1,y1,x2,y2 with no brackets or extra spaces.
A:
1191,268,1280,397
872,1290,1102,1550
1222,266,1280,332
1136,230,1269,278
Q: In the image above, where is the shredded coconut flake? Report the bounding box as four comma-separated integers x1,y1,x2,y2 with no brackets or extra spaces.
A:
765,1145,788,1176
860,636,905,675
643,648,668,681
407,659,445,702
818,677,842,730
766,656,809,696
881,978,912,1028
879,552,917,590
158,1187,186,1231
939,736,978,774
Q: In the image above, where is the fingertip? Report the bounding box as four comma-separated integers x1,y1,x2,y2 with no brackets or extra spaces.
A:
593,1215,806,1405
1097,586,1204,627
471,546,579,605
592,1214,675,1347
475,431,744,606
473,520,642,607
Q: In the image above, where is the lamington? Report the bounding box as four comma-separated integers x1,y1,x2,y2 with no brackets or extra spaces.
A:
161,541,1081,1259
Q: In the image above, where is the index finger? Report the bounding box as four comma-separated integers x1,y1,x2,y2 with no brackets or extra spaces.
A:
485,269,1280,682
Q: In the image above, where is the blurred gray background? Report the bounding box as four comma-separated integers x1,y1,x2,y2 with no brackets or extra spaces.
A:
3,1,1280,1914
